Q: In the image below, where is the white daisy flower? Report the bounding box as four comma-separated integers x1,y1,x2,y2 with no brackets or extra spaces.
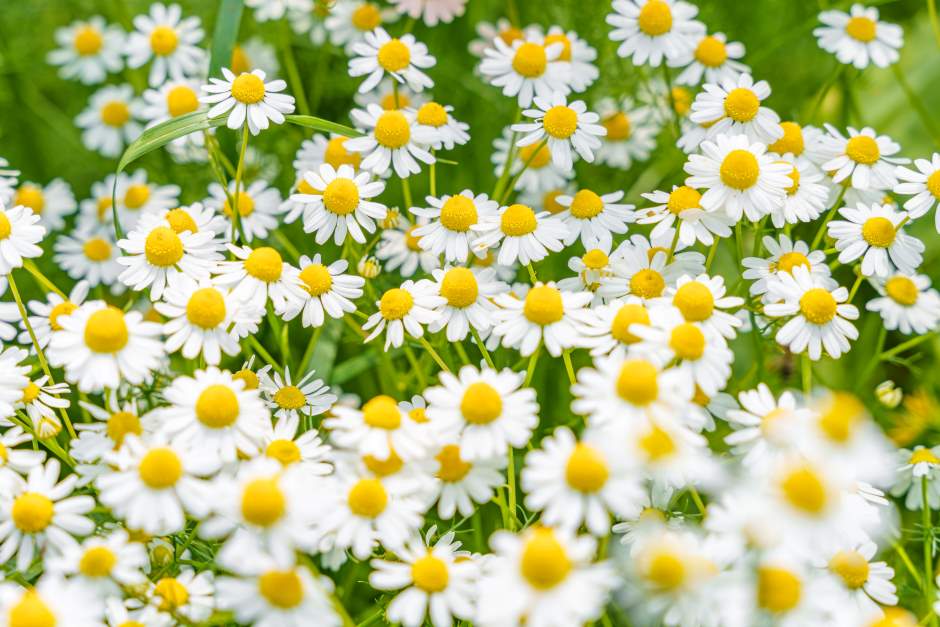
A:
146,568,215,622
325,393,430,461
75,83,145,156
412,101,470,150
258,365,336,422
139,79,205,148
214,244,308,314
245,0,313,21
201,68,296,135
814,4,903,69
0,347,31,423
18,280,88,350
512,93,606,171
593,97,659,169
492,282,593,357
472,202,568,266
290,163,387,245
0,576,104,626
555,188,633,250
655,273,743,340
11,179,77,232
894,153,940,227
819,125,906,191
671,31,749,85
47,301,163,393
114,169,182,230
206,179,283,243
577,297,652,356
764,265,860,360
684,132,791,222
742,234,834,300
429,442,505,520
534,26,599,93
0,427,44,491
429,266,507,341
47,529,147,596
866,272,940,335
349,27,435,93
607,0,704,67
362,279,444,350
724,383,813,469
689,73,783,144
293,132,363,175
769,155,830,228
347,104,435,178
468,18,524,59
890,446,940,510
827,203,923,277
288,254,364,328
260,413,333,476
18,376,70,439
125,2,206,86
376,216,440,277
150,202,229,238
54,228,123,289
818,541,897,615
637,185,734,247
479,33,567,107
47,16,125,84
324,1,398,53
598,236,702,302
491,126,574,194
72,395,146,463
412,190,497,263
558,248,613,304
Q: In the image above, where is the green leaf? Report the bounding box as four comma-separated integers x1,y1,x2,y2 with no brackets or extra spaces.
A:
284,114,363,137
208,0,244,79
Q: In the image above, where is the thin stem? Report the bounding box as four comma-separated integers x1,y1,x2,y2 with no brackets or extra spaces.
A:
704,238,720,272
666,225,681,262
891,63,940,146
400,176,413,212
492,106,523,199
523,345,541,387
880,331,938,361
661,64,681,138
847,272,865,303
417,336,451,373
280,20,310,115
298,325,325,375
923,477,935,612
454,341,471,365
856,326,887,390
526,263,538,283
231,124,251,243
894,540,924,589
506,446,518,531
562,349,577,385
801,352,812,397
688,486,707,518
429,149,437,197
470,327,496,369
402,344,428,390
810,184,847,249
807,63,844,123
246,335,282,374
23,260,66,299
930,0,940,50
499,138,548,205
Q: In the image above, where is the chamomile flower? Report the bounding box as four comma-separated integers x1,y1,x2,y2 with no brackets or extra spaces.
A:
764,265,859,360
894,153,940,227
152,367,270,464
827,203,923,277
117,212,221,299
349,28,435,93
684,132,791,222
689,73,783,144
492,282,593,357
258,365,336,422
558,248,612,302
425,365,538,460
637,185,734,247
598,236,700,302
0,202,44,273
206,179,282,243
867,273,940,334
0,427,44,490
201,68,296,135
491,126,574,194
742,234,833,300
54,229,123,289
531,26,598,93
47,529,147,596
671,31,749,85
0,347,30,422
125,3,206,86
370,529,478,627
290,254,364,328
430,442,505,519
0,459,94,572
11,179,77,232
362,279,444,350
229,37,280,76
429,266,506,341
325,1,399,53
472,203,567,266
150,202,229,238
291,164,387,245
814,4,903,69
820,125,905,191
657,274,743,340
147,568,215,622
18,377,70,439
115,169,182,229
214,244,308,314
71,396,145,463
578,297,652,356
770,155,830,228
325,393,430,461
555,188,633,250
724,384,813,468
513,94,605,170
891,446,940,510
18,281,88,349
819,541,898,615
480,33,567,106
47,16,125,84
390,0,467,26
412,191,496,262
0,577,104,626
140,78,205,138
468,18,525,59
607,0,704,67
293,133,363,175
261,413,333,475
245,0,313,21
412,101,470,150
593,97,659,169
47,301,163,393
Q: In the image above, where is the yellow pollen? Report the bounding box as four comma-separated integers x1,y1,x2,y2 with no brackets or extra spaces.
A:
404,225,422,251
15,185,44,214
165,208,198,233
138,448,183,489
817,391,863,443
758,566,802,613
0,213,10,240
781,465,827,514
230,73,265,104
409,407,428,423
362,395,402,429
274,385,306,410
565,443,609,492
100,100,130,127
861,216,896,247
377,38,411,72
348,478,388,517
542,105,578,139
569,189,604,219
501,203,539,236
241,478,286,527
670,323,706,360
911,448,940,465
667,186,701,215
846,135,880,165
223,191,255,217
244,247,283,282
637,0,673,35
154,578,189,611
611,303,649,344
123,184,150,209
266,439,301,465
440,267,479,308
518,142,552,169
149,25,178,55
582,249,609,270
460,382,503,424
512,42,547,78
144,226,184,267
363,449,404,476
769,122,805,156
259,570,304,608
435,445,472,482
720,149,760,190
523,285,564,325
416,102,448,127
48,301,78,331
630,268,665,298
543,33,572,61
412,554,450,592
440,195,478,231
186,288,226,329
84,307,129,353
723,88,760,122
374,110,411,149
602,112,631,141
639,425,677,461
829,550,869,589
379,287,414,320
299,264,333,296
96,196,112,219
21,382,40,404
73,25,103,55
322,178,360,215
12,492,54,533
776,251,809,274
166,85,199,117
195,384,240,429
9,590,56,627
233,368,259,390
519,528,571,590
325,136,361,169
694,35,727,67
106,411,141,448
230,45,250,75
351,3,382,30
79,546,116,578
845,16,877,42
673,281,714,321
799,287,837,324
616,359,659,405
927,170,940,199
0,443,7,464
885,276,918,306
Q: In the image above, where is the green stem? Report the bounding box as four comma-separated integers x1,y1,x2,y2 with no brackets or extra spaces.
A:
417,336,450,372
246,336,282,374
880,331,938,361
666,225,681,262
856,326,887,390
894,540,924,589
298,325,325,375
562,349,577,385
930,0,940,50
923,476,935,611
688,486,707,518
231,124,250,243
470,327,496,369
454,341,471,365
499,138,548,205
507,446,518,531
492,106,523,199
402,344,428,389
280,20,310,115
807,63,844,123
704,238,719,272
429,149,437,197
847,272,865,303
526,263,538,283
522,345,541,387
810,184,848,250
400,176,413,211
661,63,681,138
23,260,66,299
801,352,812,397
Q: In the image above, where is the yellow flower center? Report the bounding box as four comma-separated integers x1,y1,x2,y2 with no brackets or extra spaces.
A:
299,263,333,297
611,303,649,344
106,411,142,448
720,149,760,190
379,287,414,320
195,384,240,429
774,251,809,274
512,42,548,78
643,550,686,591
435,444,472,482
166,85,199,117
501,203,538,236
138,448,183,489
666,186,701,215
723,88,760,122
241,478,286,527
416,102,448,127
868,608,918,627
845,16,877,42
817,392,863,443
784,164,801,195
233,368,259,390
440,267,479,308
9,590,55,627
582,249,609,271
639,425,677,461
829,550,869,589
296,178,321,196
325,136,362,169
404,226,422,251
769,122,804,156
602,112,631,141
149,25,178,55
630,268,666,298
499,26,524,45
124,184,151,209
412,554,450,592
374,110,411,149
758,566,802,613
673,282,714,322
637,0,673,35
79,546,117,578
274,385,306,410
84,307,129,353
244,247,283,282
669,323,706,360
523,285,564,325
12,492,54,533
519,528,571,590
223,191,255,217
351,3,382,30
347,478,388,517
861,216,896,247
15,185,44,214
83,237,112,261
911,448,940,465
258,570,304,608
144,226,184,267
230,45,250,75
100,101,130,127
672,86,692,116
926,170,940,199
439,195,478,232
781,465,827,514
322,178,360,215
885,276,918,306
230,73,265,104
363,449,404,476
165,208,198,234
694,35,727,67
48,301,78,331
565,443,609,492
154,578,189,611
460,382,503,424
21,382,41,404
377,38,411,72
543,33,572,61
543,106,578,139
266,439,301,465
409,407,428,422
74,25,103,55
185,288,226,329
569,189,604,219
799,288,837,324
846,135,880,165
518,142,552,169
362,395,402,429
616,359,659,405
0,212,11,240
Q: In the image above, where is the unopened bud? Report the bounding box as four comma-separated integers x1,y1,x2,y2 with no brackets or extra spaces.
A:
876,380,903,409
358,256,381,279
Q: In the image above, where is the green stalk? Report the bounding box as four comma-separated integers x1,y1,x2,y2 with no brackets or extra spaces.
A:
810,184,848,250
923,476,935,617
470,327,496,369
417,336,450,372
499,138,548,205
800,352,812,397
231,123,251,243
507,446,518,531
23,260,66,299
562,349,577,385
523,345,541,387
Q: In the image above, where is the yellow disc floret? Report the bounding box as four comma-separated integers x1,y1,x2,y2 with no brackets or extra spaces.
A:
799,288,837,324
565,443,609,492
244,247,283,282
637,0,673,36
670,323,706,360
757,566,802,613
440,267,479,308
616,359,659,405
186,288,226,329
374,110,411,149
435,445,472,482
84,307,129,353
501,203,538,236
542,106,578,139
79,546,117,578
861,216,896,247
569,189,604,219
460,382,503,424
512,42,547,78
323,178,360,215
780,465,827,514
362,395,402,429
241,478,286,527
845,16,877,42
523,285,564,325
720,149,760,190
12,492,54,533
299,263,333,296
166,85,199,117
74,25,103,55
377,39,411,72
846,135,880,165
440,194,478,231
723,88,760,122
519,528,571,590
195,384,240,429
347,478,388,517
138,448,183,489
885,276,918,306
259,570,304,608
9,590,56,627
411,554,450,592
149,25,178,55
144,226,184,267
694,35,727,67
231,73,266,104
379,287,414,320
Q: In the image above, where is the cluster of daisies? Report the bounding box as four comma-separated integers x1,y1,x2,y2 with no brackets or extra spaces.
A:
0,0,938,625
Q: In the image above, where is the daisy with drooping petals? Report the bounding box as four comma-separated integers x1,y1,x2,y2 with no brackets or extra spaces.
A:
764,265,860,360
513,94,606,171
671,31,749,85
814,4,903,69
593,97,659,170
47,301,163,392
214,244,308,314
47,529,147,596
430,442,505,520
867,273,940,335
891,446,940,510
555,188,633,251
827,203,923,277
492,282,593,357
71,395,145,464
0,577,104,627
347,104,435,178
17,376,70,439
289,254,364,328
362,279,444,350
479,34,566,107
349,27,435,93
412,190,497,263
607,0,704,67
472,203,567,266
147,568,215,622
201,68,296,135
292,164,387,245
429,266,507,341
558,248,613,303
894,153,940,228
819,125,906,191
54,229,123,289
75,85,144,158
206,179,282,243
0,202,45,274
125,2,206,86
817,541,898,616
637,185,734,247
412,101,470,150
47,16,125,84
0,427,44,490
325,393,430,462
742,234,834,300
11,179,77,232
258,365,336,422
689,73,783,144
